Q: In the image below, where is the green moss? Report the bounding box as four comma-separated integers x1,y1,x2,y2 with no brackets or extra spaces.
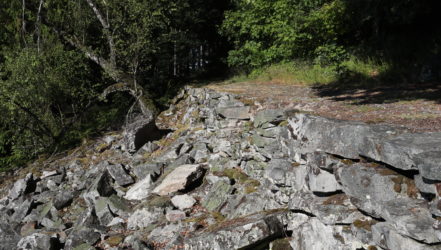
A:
278,120,289,127
147,195,172,208
353,219,377,231
106,235,124,247
322,193,347,205
271,238,293,250
221,168,249,183
211,211,226,223
244,179,261,194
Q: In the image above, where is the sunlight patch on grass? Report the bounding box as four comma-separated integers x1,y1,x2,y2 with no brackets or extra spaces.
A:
224,57,391,87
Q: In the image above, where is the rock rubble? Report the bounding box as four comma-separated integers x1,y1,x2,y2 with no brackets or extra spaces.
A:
1,86,441,249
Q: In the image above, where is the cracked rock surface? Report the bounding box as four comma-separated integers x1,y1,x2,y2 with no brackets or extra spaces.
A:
1,86,441,249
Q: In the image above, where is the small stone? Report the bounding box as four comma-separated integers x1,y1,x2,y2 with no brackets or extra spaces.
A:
166,210,186,222
20,221,36,237
8,173,34,200
153,164,205,196
171,194,196,210
107,217,125,227
53,191,74,210
127,208,157,230
41,170,58,179
17,233,58,250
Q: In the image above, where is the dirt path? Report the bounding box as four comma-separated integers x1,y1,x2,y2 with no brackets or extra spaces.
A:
206,81,441,132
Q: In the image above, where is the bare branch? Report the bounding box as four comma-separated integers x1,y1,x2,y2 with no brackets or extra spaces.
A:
85,0,116,65
85,0,109,29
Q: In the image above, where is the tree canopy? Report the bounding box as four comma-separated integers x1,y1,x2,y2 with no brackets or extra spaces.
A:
1,0,441,169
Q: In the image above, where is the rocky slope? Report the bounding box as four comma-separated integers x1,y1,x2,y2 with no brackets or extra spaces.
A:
1,86,441,250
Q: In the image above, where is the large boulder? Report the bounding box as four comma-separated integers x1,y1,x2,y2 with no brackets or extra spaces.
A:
184,210,287,249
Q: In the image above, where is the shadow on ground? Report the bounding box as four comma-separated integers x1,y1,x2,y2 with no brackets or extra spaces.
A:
312,71,441,105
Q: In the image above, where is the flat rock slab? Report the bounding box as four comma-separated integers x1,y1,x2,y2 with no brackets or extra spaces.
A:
153,164,205,196
216,106,251,120
184,209,287,249
124,175,153,201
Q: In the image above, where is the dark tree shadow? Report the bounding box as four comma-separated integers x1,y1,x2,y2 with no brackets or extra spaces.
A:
312,69,441,105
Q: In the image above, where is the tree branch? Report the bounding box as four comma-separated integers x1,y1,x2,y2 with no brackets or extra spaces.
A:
85,0,116,66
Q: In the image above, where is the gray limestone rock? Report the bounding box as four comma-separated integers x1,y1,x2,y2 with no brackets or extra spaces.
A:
216,106,250,120
106,163,134,186
415,151,441,181
127,208,159,230
171,194,196,210
379,198,440,244
0,218,20,250
184,210,287,250
289,192,365,225
165,210,186,222
254,109,286,128
153,164,206,196
8,173,35,200
82,171,115,206
372,222,441,250
307,166,341,193
378,134,441,171
201,180,233,212
16,233,58,250
337,164,402,216
289,217,365,250
123,118,162,153
124,175,153,201
53,191,74,210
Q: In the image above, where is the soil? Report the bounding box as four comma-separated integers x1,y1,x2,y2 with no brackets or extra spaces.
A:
206,81,441,132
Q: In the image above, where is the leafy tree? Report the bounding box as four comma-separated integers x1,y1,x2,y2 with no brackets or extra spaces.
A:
0,42,99,158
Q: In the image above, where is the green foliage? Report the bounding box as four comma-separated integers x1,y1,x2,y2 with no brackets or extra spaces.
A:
0,43,100,162
221,0,347,70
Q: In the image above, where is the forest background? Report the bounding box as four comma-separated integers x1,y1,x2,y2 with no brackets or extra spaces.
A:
1,0,440,170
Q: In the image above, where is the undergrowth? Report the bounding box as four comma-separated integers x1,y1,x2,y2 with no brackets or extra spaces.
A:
226,57,392,87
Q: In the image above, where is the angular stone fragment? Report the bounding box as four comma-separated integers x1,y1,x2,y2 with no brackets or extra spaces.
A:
123,118,162,153
289,218,365,250
106,163,134,186
8,173,35,200
307,166,341,193
10,199,33,223
216,106,250,120
202,180,233,212
287,113,401,159
289,192,365,225
95,197,115,226
127,208,158,230
124,175,153,201
82,171,115,205
337,164,402,216
254,109,286,128
379,198,440,244
133,162,163,179
53,191,74,210
153,164,205,196
166,210,186,222
378,134,441,171
415,151,441,181
372,222,441,250
16,233,58,250
184,210,286,249
171,194,196,210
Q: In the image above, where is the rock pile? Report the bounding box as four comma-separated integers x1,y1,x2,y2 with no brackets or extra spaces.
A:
1,86,441,249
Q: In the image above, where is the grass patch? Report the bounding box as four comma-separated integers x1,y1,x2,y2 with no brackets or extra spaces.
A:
224,57,391,88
